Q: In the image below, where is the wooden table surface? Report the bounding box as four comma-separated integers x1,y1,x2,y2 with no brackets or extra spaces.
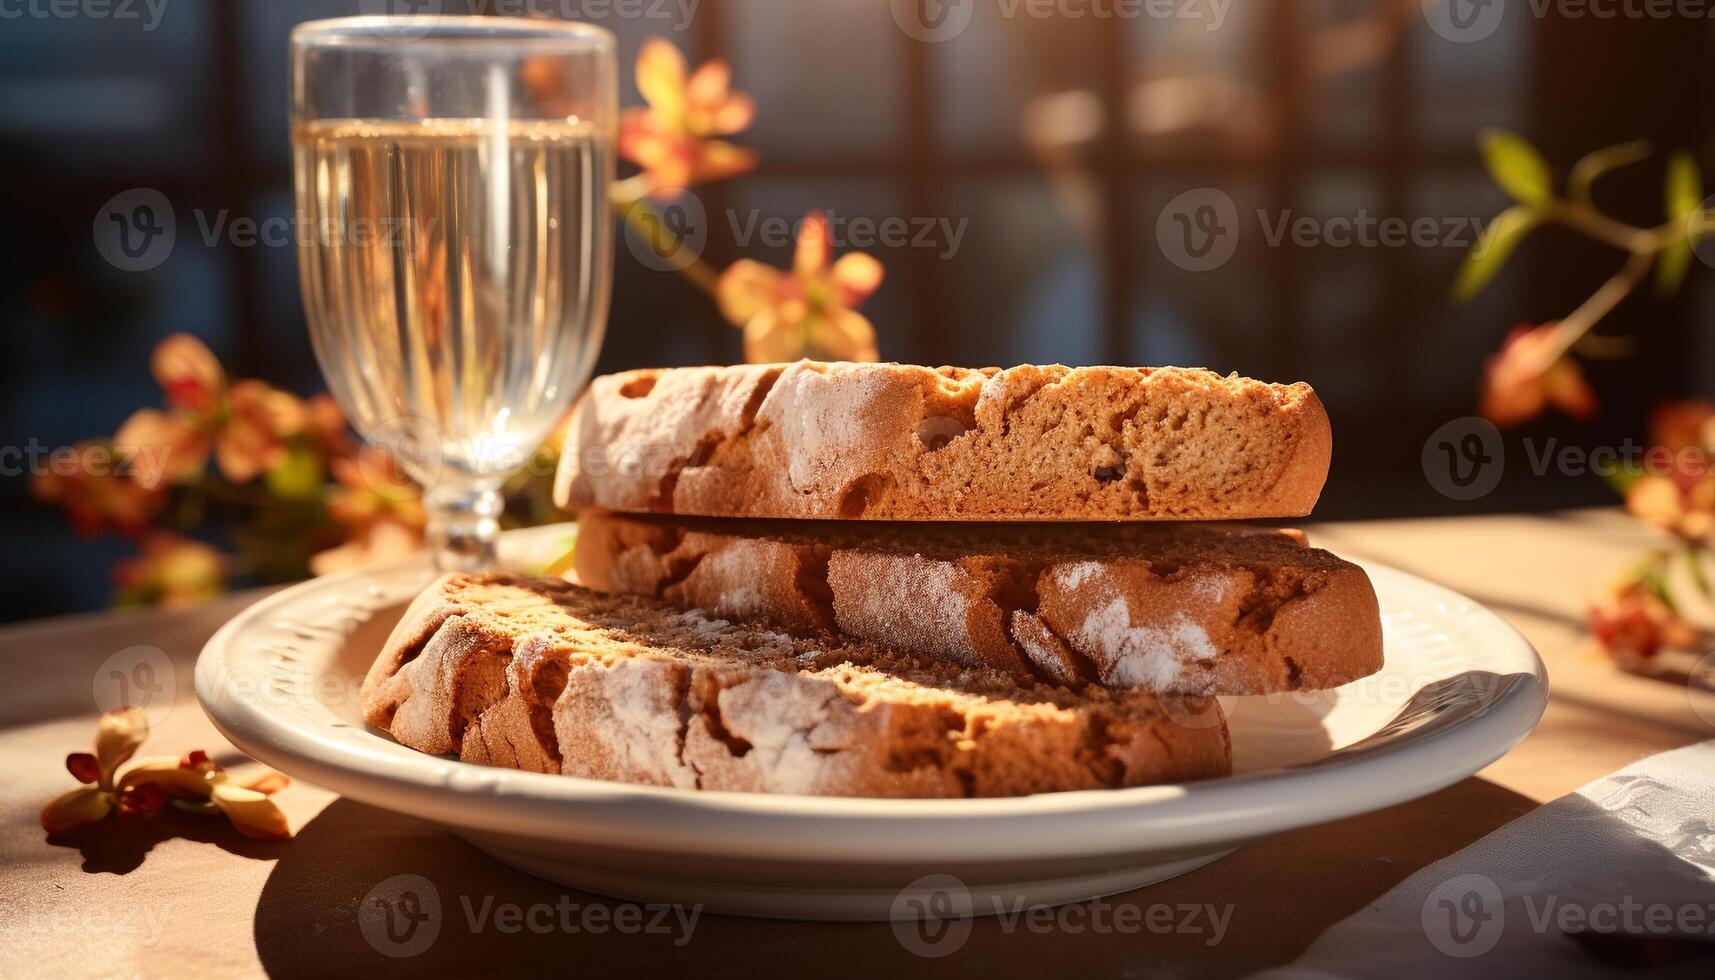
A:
2,509,1711,978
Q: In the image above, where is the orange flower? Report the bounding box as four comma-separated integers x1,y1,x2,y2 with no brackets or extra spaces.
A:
112,533,226,610
716,211,884,363
1589,582,1696,670
1646,399,1715,490
42,708,291,840
619,37,758,197
1648,400,1715,457
302,393,354,461
1626,475,1715,543
30,442,163,538
115,334,308,488
1479,324,1599,428
309,448,428,575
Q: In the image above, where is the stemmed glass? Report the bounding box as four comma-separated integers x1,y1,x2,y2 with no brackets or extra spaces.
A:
290,16,615,570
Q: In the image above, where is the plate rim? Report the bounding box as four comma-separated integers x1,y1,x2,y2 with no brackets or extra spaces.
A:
196,527,1548,863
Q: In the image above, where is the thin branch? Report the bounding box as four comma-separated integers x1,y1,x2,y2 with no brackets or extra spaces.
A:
1542,200,1659,253
1539,248,1655,367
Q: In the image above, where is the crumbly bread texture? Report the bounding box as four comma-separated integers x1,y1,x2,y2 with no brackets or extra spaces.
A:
361,573,1231,797
573,513,1381,696
554,361,1332,522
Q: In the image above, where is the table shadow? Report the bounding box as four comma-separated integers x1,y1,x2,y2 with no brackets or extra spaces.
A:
250,776,1538,980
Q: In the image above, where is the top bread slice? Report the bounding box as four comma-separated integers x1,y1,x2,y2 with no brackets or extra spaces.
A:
361,573,1230,797
573,511,1382,696
554,361,1332,522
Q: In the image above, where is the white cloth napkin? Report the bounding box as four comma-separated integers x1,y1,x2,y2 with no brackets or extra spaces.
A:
1261,740,1715,978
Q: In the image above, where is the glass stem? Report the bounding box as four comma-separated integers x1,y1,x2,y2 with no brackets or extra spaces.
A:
424,484,504,572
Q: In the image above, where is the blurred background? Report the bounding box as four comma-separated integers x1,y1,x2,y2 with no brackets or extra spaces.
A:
3,0,1713,619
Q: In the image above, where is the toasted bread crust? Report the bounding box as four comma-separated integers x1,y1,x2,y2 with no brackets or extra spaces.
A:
554,361,1332,522
361,573,1231,796
572,512,1383,696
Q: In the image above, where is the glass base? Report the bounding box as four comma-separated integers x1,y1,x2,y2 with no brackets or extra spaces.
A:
424,485,504,572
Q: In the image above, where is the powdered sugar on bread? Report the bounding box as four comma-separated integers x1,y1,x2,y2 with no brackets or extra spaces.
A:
1077,600,1219,690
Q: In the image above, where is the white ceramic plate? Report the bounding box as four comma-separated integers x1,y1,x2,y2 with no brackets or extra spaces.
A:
196,524,1546,920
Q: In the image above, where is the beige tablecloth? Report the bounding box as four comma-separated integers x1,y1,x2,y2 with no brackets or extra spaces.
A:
3,509,1711,977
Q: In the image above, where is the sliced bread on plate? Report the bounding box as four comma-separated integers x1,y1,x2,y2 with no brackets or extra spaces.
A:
571,510,1383,695
361,573,1231,797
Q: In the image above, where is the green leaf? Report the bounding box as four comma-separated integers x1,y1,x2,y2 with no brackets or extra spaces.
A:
1658,239,1693,296
1568,140,1652,205
1666,151,1703,221
1481,129,1555,205
1686,543,1712,600
1656,153,1704,296
1598,453,1644,497
1452,205,1539,302
263,445,324,501
1642,566,1679,613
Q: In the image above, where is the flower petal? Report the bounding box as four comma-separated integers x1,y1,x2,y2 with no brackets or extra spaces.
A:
815,309,882,363
685,59,732,109
211,783,292,840
716,260,783,327
690,139,757,185
743,312,802,364
41,787,114,834
119,755,215,799
151,334,225,413
95,707,149,785
115,409,210,489
635,37,687,123
1543,359,1599,421
795,211,831,279
831,252,885,306
618,110,674,169
701,92,756,138
243,770,291,796
66,752,101,785
230,381,308,438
